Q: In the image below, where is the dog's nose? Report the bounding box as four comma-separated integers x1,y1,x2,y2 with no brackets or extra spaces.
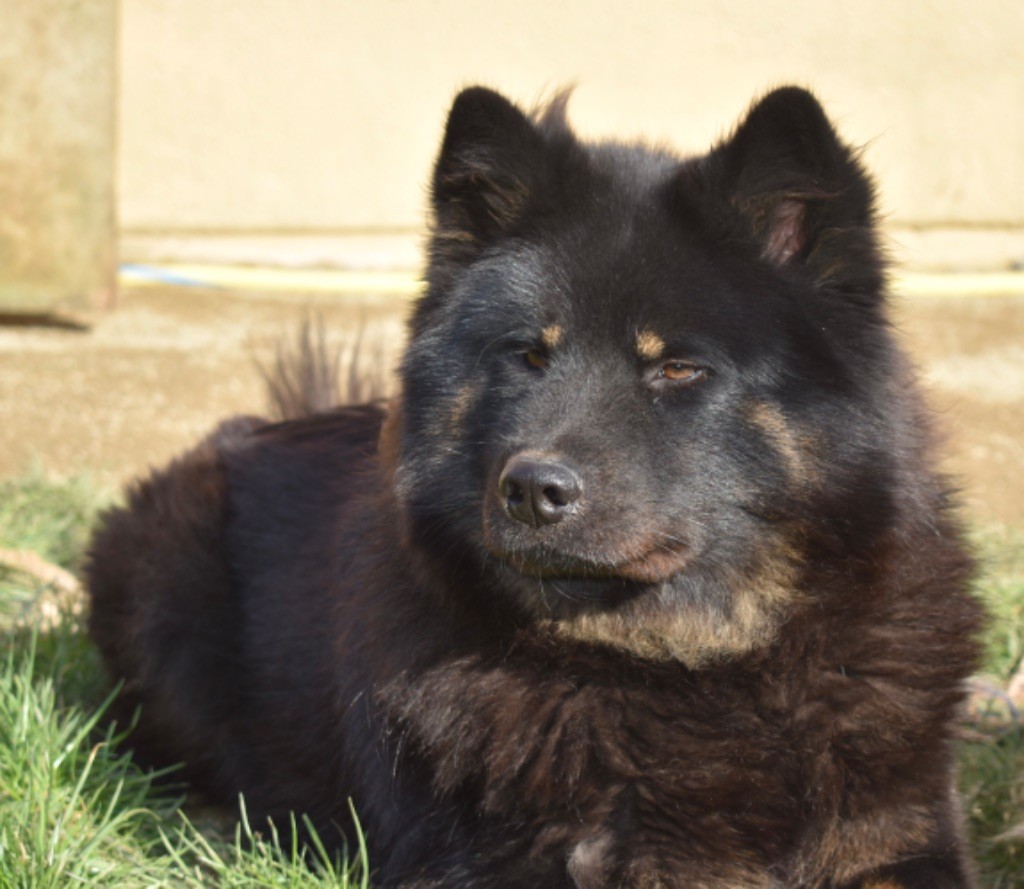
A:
499,455,583,527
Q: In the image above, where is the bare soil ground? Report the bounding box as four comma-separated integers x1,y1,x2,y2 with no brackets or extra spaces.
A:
0,286,1021,528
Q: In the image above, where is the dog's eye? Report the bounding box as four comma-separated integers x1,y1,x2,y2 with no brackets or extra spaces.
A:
659,362,706,385
522,349,549,371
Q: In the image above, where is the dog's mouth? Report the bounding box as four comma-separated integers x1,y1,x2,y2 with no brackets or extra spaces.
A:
488,537,691,587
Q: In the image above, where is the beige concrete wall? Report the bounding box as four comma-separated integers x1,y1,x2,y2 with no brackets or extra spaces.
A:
120,0,1024,269
0,0,117,311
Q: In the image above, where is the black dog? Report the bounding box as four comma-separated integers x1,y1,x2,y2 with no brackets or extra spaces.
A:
88,86,981,887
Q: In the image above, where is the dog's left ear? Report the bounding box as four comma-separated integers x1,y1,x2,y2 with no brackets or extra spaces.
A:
702,87,883,298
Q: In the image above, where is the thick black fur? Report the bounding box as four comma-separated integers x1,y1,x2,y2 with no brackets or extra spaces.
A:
87,87,982,888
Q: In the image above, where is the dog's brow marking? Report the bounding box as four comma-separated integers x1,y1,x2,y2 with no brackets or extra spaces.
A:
635,330,666,360
542,324,564,349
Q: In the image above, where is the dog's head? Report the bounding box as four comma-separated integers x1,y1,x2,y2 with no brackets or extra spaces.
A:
393,86,916,664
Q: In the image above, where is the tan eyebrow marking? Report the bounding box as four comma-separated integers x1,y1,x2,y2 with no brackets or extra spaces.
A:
635,329,666,360
541,324,564,349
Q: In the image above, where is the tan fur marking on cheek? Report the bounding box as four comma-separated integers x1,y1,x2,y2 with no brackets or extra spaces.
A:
862,881,905,889
746,401,816,485
635,330,666,361
542,324,564,350
410,386,476,507
446,384,476,436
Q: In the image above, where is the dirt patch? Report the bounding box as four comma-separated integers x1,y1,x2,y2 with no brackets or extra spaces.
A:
893,295,1024,528
0,286,1021,529
0,287,406,485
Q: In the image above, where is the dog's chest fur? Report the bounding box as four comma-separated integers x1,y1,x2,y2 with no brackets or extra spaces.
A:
380,615,949,888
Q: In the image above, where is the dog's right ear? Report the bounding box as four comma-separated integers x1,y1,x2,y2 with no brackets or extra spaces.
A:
429,88,547,277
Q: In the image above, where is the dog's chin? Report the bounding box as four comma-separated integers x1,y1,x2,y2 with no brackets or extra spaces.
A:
494,562,652,612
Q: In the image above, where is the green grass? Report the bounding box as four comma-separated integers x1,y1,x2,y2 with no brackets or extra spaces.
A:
0,468,106,570
0,471,1022,886
0,472,368,888
959,529,1024,888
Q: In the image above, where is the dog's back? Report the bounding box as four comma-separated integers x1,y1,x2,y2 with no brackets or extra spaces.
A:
87,406,387,800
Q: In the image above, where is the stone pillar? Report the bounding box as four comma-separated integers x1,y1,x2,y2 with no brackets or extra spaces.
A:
0,0,117,313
